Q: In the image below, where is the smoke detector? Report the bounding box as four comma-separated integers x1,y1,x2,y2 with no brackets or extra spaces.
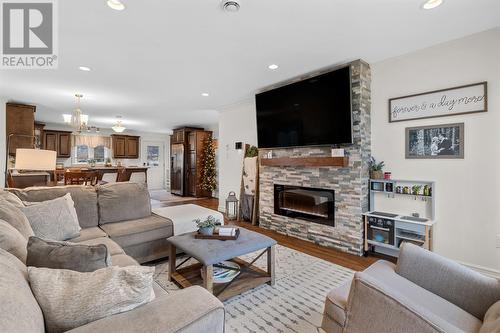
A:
222,0,240,13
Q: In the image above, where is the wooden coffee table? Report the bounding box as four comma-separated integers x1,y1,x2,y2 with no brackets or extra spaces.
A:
167,227,277,301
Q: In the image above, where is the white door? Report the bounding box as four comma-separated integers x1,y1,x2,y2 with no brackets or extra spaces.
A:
142,141,165,190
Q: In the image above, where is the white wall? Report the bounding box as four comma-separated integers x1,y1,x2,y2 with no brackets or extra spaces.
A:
0,98,6,188
371,27,500,273
217,99,257,211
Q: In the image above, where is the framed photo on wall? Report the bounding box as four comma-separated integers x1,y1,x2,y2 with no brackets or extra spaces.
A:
389,82,487,122
406,123,464,159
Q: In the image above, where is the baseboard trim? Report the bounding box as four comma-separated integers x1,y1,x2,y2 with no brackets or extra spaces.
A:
460,261,500,279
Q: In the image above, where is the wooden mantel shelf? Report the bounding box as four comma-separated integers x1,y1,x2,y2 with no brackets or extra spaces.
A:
260,156,349,167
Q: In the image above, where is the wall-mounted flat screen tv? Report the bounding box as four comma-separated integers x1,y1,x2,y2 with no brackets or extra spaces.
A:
256,66,352,148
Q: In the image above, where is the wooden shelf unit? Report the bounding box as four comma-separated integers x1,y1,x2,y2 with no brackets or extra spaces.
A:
260,156,348,167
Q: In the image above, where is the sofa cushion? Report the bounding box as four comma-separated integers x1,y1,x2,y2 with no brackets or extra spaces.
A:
78,237,124,256
9,186,99,228
69,227,108,242
324,279,352,327
21,194,81,241
0,199,34,239
119,238,170,264
65,286,224,333
100,214,173,248
0,248,45,333
367,260,482,333
27,237,111,272
0,190,24,207
111,254,139,267
480,300,500,333
97,182,151,224
0,219,28,263
396,243,500,320
28,265,156,333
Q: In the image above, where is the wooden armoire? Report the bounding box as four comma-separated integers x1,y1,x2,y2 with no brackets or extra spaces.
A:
170,127,212,197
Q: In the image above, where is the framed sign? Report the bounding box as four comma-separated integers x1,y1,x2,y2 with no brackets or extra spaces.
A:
389,82,487,122
406,123,464,159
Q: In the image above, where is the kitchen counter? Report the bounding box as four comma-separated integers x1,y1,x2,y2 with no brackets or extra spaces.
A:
56,166,148,182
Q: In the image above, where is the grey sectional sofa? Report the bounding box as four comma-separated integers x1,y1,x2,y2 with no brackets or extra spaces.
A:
8,182,172,263
1,182,225,333
322,243,500,333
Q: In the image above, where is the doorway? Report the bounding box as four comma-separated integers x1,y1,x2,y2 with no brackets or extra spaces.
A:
141,141,165,190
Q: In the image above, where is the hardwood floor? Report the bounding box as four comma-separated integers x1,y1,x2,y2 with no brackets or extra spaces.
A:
154,196,392,271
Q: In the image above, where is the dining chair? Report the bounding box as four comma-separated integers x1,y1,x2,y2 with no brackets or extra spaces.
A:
100,172,119,184
129,171,147,184
64,171,98,186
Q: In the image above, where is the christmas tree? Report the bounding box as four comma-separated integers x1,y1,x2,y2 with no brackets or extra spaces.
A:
200,136,217,193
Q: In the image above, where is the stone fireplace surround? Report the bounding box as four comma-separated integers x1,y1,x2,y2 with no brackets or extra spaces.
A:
258,60,371,256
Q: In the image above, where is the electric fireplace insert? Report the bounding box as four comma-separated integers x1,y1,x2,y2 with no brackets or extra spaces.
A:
274,184,335,226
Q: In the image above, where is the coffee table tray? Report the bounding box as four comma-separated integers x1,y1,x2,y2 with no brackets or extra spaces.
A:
195,228,240,240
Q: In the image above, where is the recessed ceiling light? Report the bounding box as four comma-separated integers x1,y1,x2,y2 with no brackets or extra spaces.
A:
78,66,91,71
222,1,240,13
422,0,443,10
201,93,210,97
268,64,279,70
107,0,125,11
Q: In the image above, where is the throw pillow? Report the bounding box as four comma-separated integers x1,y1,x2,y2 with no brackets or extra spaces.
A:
0,190,24,208
27,237,111,272
0,199,34,239
28,265,155,333
97,182,151,224
21,193,81,241
0,219,28,263
23,192,80,226
480,300,500,333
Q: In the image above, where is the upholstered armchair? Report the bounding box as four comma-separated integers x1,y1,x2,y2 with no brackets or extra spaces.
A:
322,243,500,333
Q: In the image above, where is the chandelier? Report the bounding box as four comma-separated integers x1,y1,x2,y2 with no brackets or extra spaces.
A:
112,116,126,133
63,94,99,133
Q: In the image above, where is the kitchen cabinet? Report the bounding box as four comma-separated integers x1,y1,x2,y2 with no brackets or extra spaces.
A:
111,135,140,159
43,130,72,158
6,103,36,155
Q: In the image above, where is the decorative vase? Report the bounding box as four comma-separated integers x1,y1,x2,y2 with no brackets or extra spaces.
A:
199,227,214,236
370,170,383,179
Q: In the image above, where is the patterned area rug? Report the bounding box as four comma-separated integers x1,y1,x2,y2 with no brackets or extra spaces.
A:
153,245,354,333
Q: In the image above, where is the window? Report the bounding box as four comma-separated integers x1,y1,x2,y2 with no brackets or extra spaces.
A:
74,145,109,164
76,145,89,163
93,145,105,163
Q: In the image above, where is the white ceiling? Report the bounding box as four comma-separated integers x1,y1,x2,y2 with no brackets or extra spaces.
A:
1,0,499,133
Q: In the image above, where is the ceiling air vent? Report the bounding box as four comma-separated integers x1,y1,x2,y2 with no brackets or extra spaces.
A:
222,0,240,13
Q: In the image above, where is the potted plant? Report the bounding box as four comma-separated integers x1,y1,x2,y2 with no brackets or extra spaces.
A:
88,158,96,167
105,157,112,167
369,157,385,179
412,185,423,195
194,215,221,236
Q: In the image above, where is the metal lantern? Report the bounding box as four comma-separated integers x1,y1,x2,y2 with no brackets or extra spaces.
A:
225,191,239,221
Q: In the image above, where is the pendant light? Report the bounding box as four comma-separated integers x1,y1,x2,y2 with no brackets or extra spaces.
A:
112,116,126,133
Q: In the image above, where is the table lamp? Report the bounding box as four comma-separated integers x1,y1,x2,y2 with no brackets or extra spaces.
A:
15,149,57,171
